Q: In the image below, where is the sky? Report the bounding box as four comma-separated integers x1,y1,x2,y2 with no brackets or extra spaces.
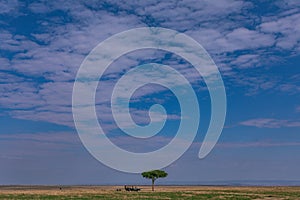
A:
0,0,300,185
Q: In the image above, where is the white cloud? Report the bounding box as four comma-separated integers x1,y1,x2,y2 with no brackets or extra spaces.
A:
0,0,300,129
260,13,300,50
0,131,81,160
230,54,260,68
217,141,300,148
240,118,300,128
0,0,19,14
224,28,275,51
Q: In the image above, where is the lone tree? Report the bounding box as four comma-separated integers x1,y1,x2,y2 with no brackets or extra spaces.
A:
141,170,168,191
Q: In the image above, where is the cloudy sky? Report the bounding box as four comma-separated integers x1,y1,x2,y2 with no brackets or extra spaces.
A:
1,0,300,185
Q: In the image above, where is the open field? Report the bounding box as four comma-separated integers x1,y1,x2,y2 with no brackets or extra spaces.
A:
1,185,300,199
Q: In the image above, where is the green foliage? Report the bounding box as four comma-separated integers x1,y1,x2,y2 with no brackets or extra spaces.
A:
141,170,168,191
141,170,168,180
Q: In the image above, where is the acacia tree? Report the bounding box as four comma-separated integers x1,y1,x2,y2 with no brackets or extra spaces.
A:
141,170,168,191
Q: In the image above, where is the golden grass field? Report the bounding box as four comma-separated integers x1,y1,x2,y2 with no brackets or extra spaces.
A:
1,185,300,199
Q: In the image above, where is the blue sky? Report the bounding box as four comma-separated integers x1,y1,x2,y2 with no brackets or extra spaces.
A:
0,0,300,185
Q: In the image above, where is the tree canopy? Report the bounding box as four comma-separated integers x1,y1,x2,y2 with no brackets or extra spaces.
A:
142,170,168,191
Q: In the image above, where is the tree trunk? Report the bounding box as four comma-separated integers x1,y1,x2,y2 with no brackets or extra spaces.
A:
152,178,155,191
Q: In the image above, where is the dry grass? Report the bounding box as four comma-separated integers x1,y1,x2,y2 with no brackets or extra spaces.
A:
0,185,300,199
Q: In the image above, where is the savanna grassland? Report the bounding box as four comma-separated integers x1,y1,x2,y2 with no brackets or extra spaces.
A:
1,185,300,199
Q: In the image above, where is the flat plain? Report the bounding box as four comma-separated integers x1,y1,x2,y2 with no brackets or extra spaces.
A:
0,185,300,199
